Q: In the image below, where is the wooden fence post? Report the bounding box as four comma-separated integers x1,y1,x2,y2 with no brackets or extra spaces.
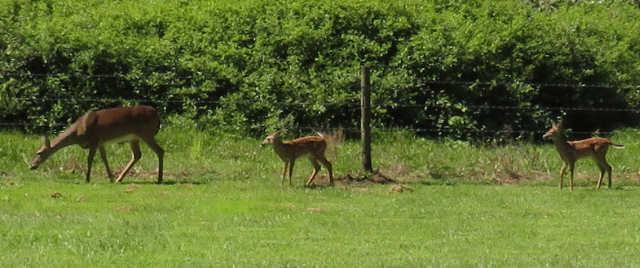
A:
361,64,373,172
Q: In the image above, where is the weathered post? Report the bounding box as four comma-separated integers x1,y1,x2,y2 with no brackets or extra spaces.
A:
361,64,373,172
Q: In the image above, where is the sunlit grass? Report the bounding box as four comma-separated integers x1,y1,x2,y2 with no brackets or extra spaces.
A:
2,124,640,266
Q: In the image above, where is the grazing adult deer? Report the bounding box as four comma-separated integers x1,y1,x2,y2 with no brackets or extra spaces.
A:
30,105,164,184
261,131,339,187
543,121,624,191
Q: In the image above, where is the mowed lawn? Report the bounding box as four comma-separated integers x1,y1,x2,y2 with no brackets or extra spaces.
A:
3,180,640,266
2,124,640,266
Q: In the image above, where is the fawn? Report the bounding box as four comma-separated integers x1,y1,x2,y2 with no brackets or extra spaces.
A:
543,121,624,191
262,131,338,187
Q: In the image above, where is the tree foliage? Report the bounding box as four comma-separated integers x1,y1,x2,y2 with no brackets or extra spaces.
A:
1,0,640,138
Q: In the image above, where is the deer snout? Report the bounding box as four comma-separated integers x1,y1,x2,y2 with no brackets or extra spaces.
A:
29,156,44,170
29,159,39,169
261,138,272,146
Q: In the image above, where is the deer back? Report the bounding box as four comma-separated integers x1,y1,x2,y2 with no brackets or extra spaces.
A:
568,137,613,156
85,106,160,141
277,135,327,159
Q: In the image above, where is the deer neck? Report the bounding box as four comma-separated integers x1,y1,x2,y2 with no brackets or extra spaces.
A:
50,125,84,150
271,138,289,158
551,135,573,158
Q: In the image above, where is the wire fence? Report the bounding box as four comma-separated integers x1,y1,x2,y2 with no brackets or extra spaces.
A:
6,96,224,105
0,120,625,136
293,126,621,136
4,96,640,112
1,99,637,135
0,124,616,136
4,71,640,90
3,72,640,135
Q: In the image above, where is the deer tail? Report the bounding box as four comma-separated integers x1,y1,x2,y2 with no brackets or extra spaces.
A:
318,129,344,161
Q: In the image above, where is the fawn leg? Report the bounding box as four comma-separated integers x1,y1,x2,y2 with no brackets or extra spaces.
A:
596,168,605,190
306,158,321,186
115,141,141,183
288,160,295,186
559,163,567,190
318,156,334,186
99,146,114,182
86,146,97,183
281,161,289,186
141,136,164,184
569,162,575,192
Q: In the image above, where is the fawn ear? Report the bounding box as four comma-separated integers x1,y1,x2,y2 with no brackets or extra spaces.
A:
556,120,564,129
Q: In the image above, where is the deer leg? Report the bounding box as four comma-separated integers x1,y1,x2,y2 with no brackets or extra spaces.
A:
604,160,613,189
318,156,334,186
595,159,606,190
141,137,164,184
288,160,295,186
281,161,289,186
306,158,321,187
99,146,114,182
596,167,605,190
569,162,575,192
559,163,567,190
86,147,97,183
115,141,141,183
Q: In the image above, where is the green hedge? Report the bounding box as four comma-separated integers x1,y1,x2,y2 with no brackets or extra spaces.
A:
1,0,640,138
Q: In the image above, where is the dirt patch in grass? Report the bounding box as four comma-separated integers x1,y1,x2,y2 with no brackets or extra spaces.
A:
309,171,397,187
308,172,418,193
341,172,396,184
1,177,17,187
306,207,327,213
114,168,216,183
115,206,136,214
124,184,141,193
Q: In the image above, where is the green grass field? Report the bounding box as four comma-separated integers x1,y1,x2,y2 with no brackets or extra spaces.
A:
2,123,640,266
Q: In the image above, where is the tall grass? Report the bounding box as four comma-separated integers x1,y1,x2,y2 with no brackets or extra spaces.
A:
4,121,640,187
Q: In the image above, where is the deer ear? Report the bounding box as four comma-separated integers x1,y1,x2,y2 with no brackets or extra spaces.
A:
557,120,564,129
42,135,51,148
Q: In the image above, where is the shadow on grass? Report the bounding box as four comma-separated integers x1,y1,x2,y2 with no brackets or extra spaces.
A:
48,174,213,186
118,179,210,185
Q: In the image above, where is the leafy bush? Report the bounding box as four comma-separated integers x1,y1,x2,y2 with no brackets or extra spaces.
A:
1,0,640,139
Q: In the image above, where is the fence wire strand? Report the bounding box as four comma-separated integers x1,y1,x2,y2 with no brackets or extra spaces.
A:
3,96,639,113
0,122,619,136
3,73,639,134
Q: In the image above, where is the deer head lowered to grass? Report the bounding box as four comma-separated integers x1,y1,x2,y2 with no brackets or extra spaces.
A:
543,121,624,191
261,131,342,187
30,105,165,184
